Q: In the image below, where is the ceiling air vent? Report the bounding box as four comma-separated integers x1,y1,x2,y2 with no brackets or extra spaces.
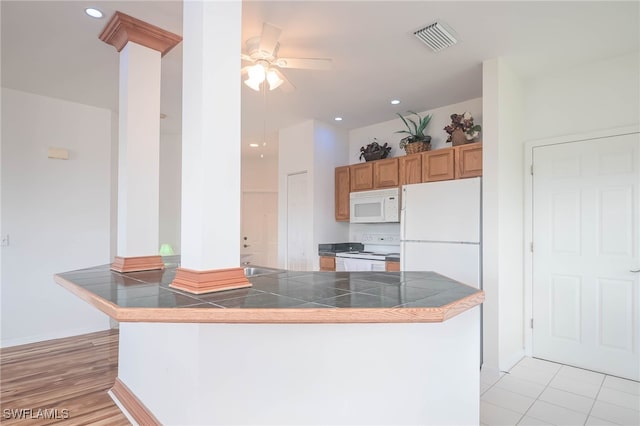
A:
414,21,458,52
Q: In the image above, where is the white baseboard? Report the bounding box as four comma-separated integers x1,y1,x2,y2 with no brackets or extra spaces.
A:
501,349,526,372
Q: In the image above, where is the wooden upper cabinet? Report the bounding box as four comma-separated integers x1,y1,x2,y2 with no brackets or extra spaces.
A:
335,166,350,221
422,148,454,182
350,162,374,191
399,154,422,186
373,158,399,188
455,143,483,179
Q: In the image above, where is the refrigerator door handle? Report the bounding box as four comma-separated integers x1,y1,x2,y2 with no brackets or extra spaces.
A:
400,187,407,241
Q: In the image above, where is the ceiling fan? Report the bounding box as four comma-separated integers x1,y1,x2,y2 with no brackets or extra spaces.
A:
241,22,332,92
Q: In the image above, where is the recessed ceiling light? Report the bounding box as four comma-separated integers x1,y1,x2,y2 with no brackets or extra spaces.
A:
334,117,343,121
85,8,103,19
391,100,400,105
263,142,267,146
249,143,259,148
260,154,264,158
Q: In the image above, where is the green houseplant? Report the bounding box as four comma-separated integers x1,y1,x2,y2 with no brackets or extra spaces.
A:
395,111,433,154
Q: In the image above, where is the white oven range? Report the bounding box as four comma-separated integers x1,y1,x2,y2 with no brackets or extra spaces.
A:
334,251,398,272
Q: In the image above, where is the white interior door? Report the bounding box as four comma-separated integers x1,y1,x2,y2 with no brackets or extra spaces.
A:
241,192,278,267
532,133,640,380
286,172,312,271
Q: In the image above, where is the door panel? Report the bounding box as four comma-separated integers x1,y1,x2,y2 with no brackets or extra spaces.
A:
532,132,640,380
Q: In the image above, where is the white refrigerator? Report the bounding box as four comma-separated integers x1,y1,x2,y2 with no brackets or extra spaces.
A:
400,177,481,290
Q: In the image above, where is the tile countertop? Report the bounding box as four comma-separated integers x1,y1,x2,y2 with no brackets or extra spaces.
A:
54,257,484,324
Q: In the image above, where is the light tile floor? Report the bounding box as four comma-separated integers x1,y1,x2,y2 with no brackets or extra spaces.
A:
480,357,640,425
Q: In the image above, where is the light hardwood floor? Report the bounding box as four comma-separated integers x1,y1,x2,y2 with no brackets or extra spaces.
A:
0,330,129,425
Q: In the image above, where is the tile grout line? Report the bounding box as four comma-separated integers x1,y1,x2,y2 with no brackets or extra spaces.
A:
583,374,606,425
514,361,564,425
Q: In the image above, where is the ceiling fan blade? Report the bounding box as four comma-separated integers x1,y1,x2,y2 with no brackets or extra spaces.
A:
276,57,332,70
274,69,296,93
258,23,282,56
241,53,254,62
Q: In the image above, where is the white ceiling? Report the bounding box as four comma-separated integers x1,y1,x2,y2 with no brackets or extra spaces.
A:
2,1,638,159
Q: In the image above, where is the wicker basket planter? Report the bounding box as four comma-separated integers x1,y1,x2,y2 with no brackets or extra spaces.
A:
403,140,431,155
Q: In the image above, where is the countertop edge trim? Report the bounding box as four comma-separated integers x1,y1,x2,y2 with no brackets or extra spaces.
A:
54,274,484,324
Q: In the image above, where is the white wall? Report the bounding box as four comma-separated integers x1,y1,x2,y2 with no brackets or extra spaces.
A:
482,58,526,373
480,51,640,372
278,120,349,270
524,52,640,141
159,133,182,254
242,155,278,192
348,98,483,165
313,121,349,260
1,89,111,347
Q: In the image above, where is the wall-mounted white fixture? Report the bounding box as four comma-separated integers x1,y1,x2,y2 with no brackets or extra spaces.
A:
48,147,69,160
414,21,458,52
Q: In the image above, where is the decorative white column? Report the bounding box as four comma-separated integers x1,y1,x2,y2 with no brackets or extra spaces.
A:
100,12,181,273
171,0,250,293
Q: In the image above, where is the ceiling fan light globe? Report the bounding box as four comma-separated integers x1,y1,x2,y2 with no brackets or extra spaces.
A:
266,70,284,90
244,77,262,91
247,63,266,82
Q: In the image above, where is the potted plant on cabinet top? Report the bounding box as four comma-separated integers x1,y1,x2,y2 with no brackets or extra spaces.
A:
359,138,391,162
396,111,433,154
444,112,482,146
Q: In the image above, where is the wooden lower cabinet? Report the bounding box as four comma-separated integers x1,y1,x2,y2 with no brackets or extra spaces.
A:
399,154,422,185
422,147,454,182
385,261,400,272
335,166,350,221
454,142,483,179
319,256,336,271
373,158,399,188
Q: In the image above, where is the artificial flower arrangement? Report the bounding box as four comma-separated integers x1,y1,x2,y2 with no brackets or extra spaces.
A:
444,112,482,145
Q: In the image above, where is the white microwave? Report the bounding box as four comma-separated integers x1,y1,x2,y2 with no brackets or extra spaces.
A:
349,188,400,223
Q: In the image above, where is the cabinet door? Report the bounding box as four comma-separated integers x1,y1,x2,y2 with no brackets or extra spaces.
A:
350,162,373,191
422,148,454,182
385,261,400,272
373,158,399,188
455,143,483,179
399,154,422,185
334,166,350,221
319,256,336,271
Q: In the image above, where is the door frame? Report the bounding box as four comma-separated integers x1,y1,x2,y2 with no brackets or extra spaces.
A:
523,124,639,357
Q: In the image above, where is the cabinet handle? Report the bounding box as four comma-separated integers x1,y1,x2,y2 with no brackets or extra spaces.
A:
631,268,640,273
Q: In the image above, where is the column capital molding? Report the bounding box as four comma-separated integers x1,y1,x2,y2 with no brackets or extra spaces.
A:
171,267,252,294
99,11,182,57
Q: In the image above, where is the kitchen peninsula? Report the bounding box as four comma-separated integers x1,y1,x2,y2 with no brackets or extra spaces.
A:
55,257,484,425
